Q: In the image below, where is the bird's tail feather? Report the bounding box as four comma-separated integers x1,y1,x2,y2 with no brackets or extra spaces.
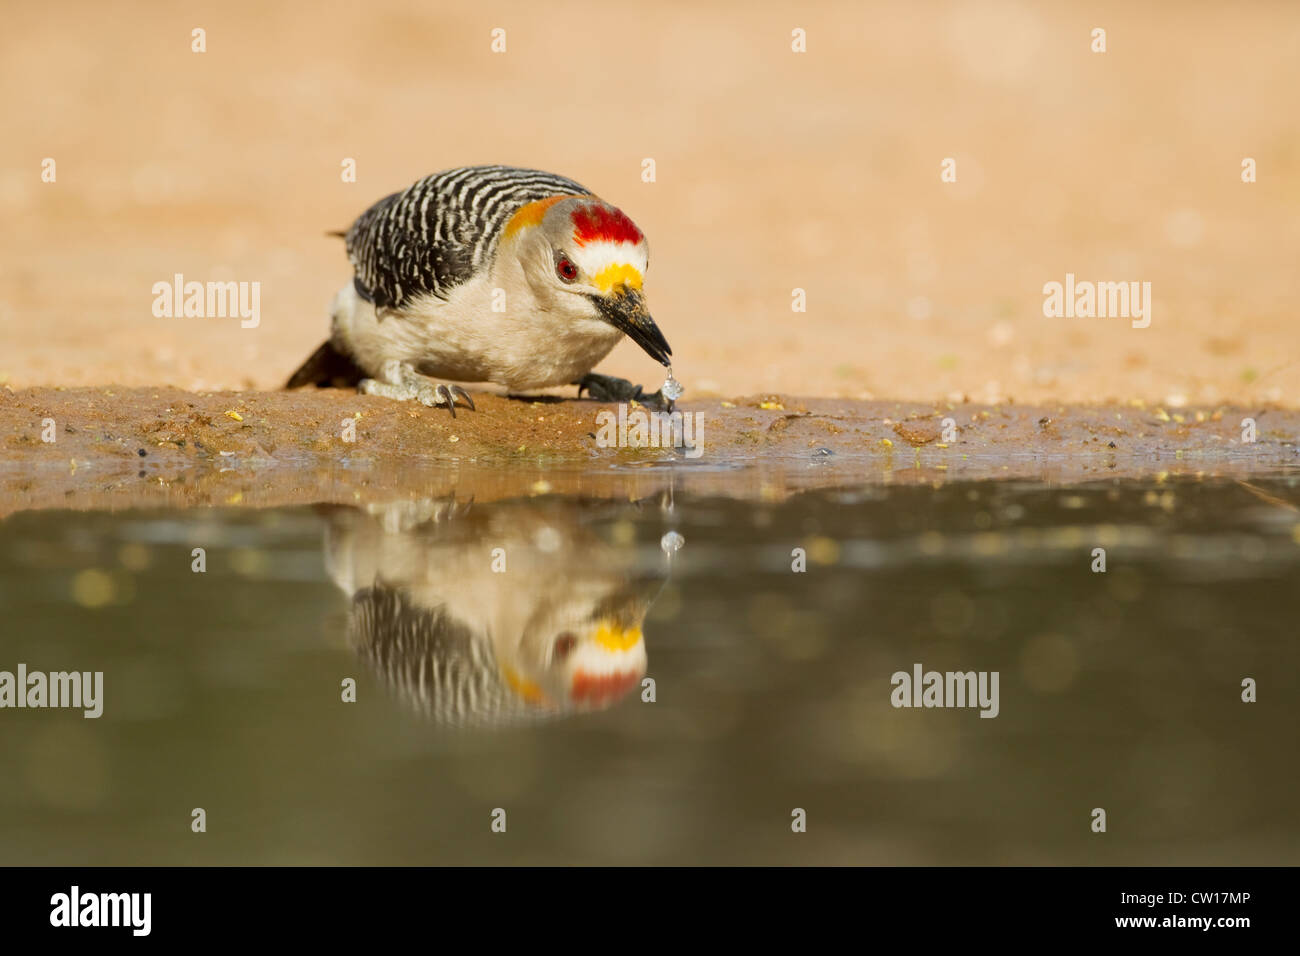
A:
285,340,366,389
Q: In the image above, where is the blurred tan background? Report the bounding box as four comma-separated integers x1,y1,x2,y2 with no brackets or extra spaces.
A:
2,0,1297,405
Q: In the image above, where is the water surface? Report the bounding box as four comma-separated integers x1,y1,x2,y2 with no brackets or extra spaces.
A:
1,473,1296,864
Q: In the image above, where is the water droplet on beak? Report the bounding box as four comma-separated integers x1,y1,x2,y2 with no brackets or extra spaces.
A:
661,368,684,402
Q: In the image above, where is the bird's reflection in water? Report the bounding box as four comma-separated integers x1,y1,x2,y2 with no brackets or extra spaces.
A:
321,497,667,727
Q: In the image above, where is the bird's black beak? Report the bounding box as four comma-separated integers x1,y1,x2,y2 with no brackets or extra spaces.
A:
592,288,672,367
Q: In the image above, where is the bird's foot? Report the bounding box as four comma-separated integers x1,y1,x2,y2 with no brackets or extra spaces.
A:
359,360,475,417
575,372,671,411
365,496,471,532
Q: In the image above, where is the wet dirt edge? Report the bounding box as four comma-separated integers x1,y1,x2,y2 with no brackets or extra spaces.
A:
1,386,1296,515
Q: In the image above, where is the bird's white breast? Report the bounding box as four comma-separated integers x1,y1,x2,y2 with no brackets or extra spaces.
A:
330,272,622,392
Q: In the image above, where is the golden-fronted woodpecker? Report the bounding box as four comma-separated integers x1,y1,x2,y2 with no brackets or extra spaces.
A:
286,165,672,414
322,498,663,727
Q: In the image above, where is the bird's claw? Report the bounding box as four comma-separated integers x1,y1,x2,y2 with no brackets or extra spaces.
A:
575,373,671,410
361,361,476,416
450,385,475,412
421,383,476,417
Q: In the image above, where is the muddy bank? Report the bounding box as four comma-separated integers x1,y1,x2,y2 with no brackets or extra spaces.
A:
0,385,1296,515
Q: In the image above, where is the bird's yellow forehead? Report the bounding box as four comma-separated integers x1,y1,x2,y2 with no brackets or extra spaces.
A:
590,263,643,294
593,621,644,652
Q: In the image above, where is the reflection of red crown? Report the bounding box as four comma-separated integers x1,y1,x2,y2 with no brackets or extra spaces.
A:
571,204,643,247
570,669,642,707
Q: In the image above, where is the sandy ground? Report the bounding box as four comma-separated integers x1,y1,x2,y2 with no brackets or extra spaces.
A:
2,387,1295,514
1,1,1297,409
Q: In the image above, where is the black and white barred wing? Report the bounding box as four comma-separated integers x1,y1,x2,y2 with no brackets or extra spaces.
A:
343,165,590,310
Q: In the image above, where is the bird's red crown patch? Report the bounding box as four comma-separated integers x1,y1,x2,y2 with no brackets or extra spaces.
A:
571,204,643,247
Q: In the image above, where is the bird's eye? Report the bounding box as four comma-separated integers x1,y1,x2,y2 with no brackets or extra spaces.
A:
555,256,578,283
553,632,578,660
